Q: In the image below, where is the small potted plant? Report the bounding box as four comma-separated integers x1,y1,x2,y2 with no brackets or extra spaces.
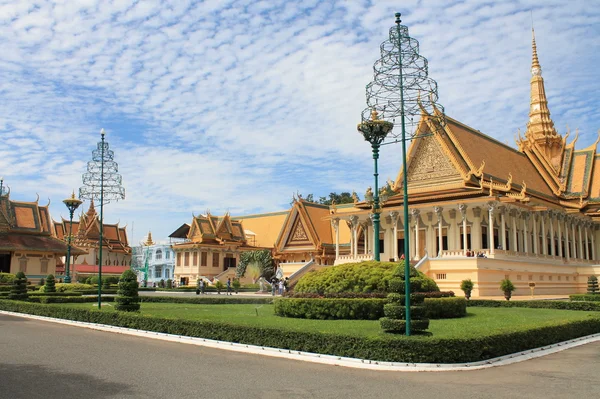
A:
215,280,224,294
232,278,241,294
460,279,474,300
500,278,515,301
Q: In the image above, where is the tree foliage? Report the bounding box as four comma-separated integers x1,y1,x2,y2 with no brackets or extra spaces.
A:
236,250,274,281
115,269,140,312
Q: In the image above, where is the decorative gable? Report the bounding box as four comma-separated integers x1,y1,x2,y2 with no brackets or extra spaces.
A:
406,134,463,189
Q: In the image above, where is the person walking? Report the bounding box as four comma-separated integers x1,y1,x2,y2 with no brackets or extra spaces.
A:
200,279,205,294
278,279,284,295
271,277,277,296
226,278,232,295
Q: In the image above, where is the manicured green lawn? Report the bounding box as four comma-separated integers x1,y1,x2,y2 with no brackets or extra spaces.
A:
51,302,600,339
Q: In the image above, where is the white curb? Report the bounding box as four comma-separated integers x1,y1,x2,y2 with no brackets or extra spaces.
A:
2,309,599,372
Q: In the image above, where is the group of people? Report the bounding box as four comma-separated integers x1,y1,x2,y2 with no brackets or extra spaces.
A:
465,250,487,258
270,277,289,296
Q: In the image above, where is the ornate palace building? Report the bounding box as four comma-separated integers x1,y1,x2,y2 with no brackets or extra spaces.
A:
132,232,175,284
53,201,132,281
169,212,261,285
226,31,600,296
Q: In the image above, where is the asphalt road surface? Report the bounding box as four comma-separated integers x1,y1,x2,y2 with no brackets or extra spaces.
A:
1,313,598,399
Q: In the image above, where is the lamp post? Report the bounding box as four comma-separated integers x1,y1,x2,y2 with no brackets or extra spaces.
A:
63,192,83,284
358,110,394,261
360,13,445,335
80,129,125,309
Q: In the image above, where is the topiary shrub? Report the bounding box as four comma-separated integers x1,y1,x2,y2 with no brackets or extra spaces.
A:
294,261,438,294
215,280,224,294
115,270,140,312
102,277,111,289
460,279,474,300
500,279,515,300
0,272,16,284
44,274,56,293
588,276,599,294
166,279,172,289
38,277,45,286
423,297,467,319
8,271,29,300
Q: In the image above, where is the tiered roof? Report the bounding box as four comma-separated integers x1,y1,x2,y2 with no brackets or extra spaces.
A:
53,200,130,254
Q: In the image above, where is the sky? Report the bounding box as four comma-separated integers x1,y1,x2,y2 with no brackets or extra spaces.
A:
0,0,599,246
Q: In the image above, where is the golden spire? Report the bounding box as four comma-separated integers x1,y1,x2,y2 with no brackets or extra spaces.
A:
531,28,541,75
144,231,154,246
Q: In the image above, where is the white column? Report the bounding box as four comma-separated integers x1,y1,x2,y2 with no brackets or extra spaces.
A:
393,217,399,261
592,226,597,261
532,213,538,254
564,217,570,261
512,210,518,252
578,223,584,260
549,211,555,256
523,213,529,254
435,206,443,256
557,214,563,258
332,218,340,260
541,211,547,255
362,223,368,255
572,222,577,259
459,204,468,255
500,207,507,250
412,209,420,260
585,223,590,260
487,202,496,254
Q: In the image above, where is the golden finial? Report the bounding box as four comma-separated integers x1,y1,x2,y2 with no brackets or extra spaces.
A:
370,109,379,121
144,231,154,246
531,28,542,75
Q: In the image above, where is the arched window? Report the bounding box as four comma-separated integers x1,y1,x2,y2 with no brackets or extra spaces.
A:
155,250,162,260
165,250,170,260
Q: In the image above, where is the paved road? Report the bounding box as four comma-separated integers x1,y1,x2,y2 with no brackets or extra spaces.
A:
1,313,598,399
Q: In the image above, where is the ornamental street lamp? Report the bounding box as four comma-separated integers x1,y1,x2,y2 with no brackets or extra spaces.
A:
80,129,125,309
360,13,445,335
358,109,394,262
63,192,82,284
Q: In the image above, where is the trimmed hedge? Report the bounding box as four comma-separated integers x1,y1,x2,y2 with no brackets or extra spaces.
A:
294,261,438,294
274,298,386,320
139,296,274,305
379,318,430,333
73,289,118,295
2,299,599,364
467,300,600,311
570,294,600,302
28,296,115,304
423,298,467,319
29,291,83,297
274,292,458,321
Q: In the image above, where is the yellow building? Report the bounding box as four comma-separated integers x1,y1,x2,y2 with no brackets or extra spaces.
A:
0,186,84,282
170,213,262,285
226,32,600,296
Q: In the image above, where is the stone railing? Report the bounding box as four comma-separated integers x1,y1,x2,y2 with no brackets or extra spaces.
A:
440,248,597,265
334,253,373,265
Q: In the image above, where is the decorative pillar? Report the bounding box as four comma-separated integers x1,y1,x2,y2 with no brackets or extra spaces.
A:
411,209,420,260
349,216,359,258
585,222,590,260
592,225,597,261
511,209,518,252
564,216,570,261
459,204,468,255
487,202,496,254
500,206,507,250
332,218,340,260
472,207,482,251
362,222,369,255
522,212,529,254
390,212,399,261
557,213,563,258
540,211,547,255
549,211,555,256
532,213,538,254
578,222,584,260
434,206,443,257
571,219,577,259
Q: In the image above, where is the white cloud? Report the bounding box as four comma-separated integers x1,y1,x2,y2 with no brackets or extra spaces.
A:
0,0,598,243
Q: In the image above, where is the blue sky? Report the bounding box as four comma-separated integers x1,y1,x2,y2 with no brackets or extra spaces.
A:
0,0,599,245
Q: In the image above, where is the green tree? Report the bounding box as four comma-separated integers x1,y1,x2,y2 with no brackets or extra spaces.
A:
8,271,28,300
44,274,56,293
588,276,599,294
115,270,140,312
236,250,274,281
